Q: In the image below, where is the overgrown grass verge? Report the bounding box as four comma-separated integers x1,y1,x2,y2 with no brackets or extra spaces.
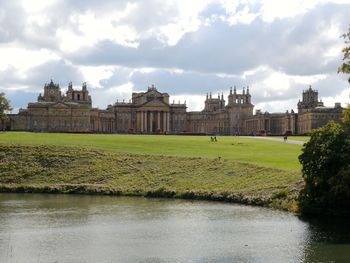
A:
0,144,303,212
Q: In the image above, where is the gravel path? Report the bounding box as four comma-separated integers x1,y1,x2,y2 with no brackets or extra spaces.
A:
244,136,305,145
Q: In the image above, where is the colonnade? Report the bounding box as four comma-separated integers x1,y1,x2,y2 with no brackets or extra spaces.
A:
137,110,170,133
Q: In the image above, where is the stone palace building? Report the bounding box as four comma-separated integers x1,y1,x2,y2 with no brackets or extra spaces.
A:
3,80,344,135
5,80,115,133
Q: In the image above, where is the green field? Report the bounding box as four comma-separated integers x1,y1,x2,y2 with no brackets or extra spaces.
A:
0,132,302,170
0,132,304,211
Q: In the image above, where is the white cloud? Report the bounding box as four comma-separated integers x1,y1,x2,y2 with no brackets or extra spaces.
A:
259,0,321,22
1,0,349,114
79,65,115,88
321,86,350,106
263,72,291,92
158,1,210,45
50,1,212,51
226,6,258,25
90,82,134,108
255,98,297,113
171,94,206,111
56,9,140,53
27,13,50,27
21,0,58,13
215,0,326,25
261,71,328,93
319,84,350,107
107,82,134,95
0,47,60,72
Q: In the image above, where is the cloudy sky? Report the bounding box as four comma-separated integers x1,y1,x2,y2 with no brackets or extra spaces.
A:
1,0,350,113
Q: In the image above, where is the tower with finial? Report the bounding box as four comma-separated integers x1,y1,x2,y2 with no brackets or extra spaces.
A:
226,85,254,135
204,90,226,112
297,85,324,113
68,82,73,91
227,85,252,106
66,81,74,100
64,81,91,105
43,79,61,102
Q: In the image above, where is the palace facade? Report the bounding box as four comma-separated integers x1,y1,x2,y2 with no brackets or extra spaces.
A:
244,87,343,135
6,80,114,133
109,84,187,133
3,81,344,135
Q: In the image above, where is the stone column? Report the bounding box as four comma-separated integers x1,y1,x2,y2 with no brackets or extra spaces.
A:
150,111,153,132
121,113,124,132
162,111,166,132
157,111,161,130
144,111,148,132
167,112,170,132
135,113,138,131
140,111,144,132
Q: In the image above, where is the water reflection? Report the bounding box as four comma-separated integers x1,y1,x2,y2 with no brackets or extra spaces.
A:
0,193,349,263
300,216,350,263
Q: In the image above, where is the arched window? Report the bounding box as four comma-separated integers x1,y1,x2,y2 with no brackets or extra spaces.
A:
77,94,80,101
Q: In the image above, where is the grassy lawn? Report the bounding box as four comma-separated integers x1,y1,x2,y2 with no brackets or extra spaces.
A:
0,132,302,171
0,145,302,211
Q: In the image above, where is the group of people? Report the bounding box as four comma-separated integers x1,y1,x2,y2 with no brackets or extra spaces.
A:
210,136,218,142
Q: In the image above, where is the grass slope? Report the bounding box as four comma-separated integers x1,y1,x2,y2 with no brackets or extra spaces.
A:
0,145,302,211
0,132,302,170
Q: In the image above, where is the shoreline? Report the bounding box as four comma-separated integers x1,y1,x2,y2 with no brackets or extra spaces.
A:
0,183,299,212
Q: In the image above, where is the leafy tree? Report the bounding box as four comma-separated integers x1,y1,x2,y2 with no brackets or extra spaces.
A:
338,25,350,83
0,92,12,127
298,121,350,215
342,104,350,131
299,26,350,216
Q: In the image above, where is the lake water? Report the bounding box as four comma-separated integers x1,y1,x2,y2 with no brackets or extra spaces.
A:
0,193,349,263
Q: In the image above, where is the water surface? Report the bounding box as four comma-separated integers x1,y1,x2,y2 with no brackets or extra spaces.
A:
0,193,349,263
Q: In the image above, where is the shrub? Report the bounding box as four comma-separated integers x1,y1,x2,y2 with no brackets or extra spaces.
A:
272,189,288,199
299,108,350,216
